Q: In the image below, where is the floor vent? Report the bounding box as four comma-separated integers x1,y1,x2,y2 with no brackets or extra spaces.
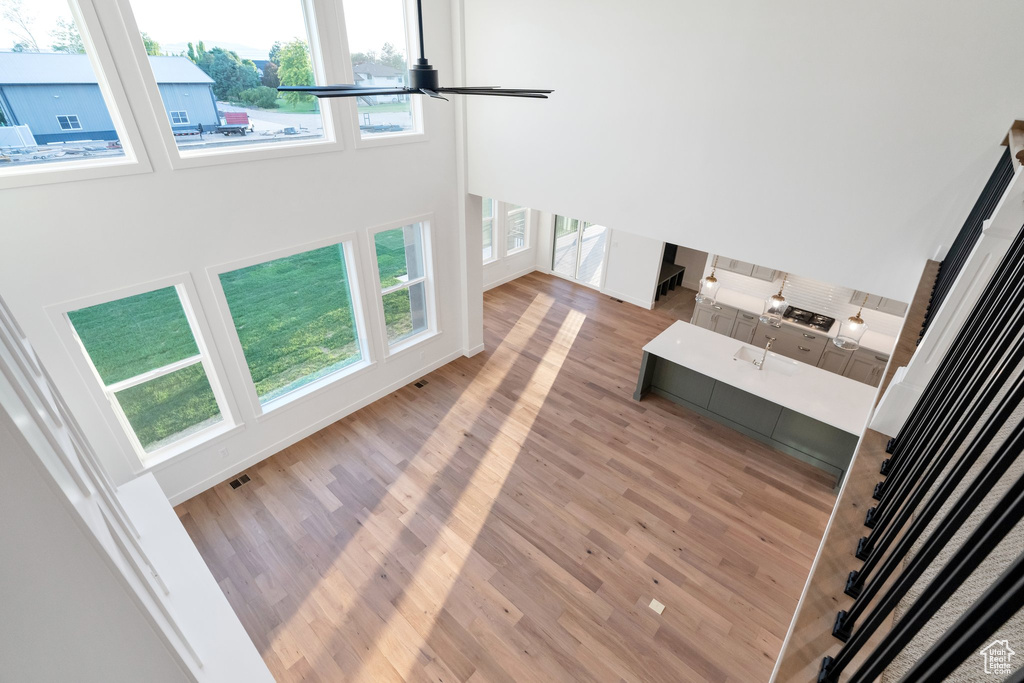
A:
229,473,252,489
612,298,624,303
414,379,429,388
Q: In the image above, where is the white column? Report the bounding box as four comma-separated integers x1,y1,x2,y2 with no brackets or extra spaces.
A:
870,168,1024,436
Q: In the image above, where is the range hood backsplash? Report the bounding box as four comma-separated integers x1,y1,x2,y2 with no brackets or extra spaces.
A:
709,268,906,338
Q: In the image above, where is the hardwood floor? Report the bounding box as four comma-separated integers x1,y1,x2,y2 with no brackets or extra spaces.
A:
177,272,837,683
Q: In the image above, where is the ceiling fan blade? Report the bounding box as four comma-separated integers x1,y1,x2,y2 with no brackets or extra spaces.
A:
279,86,413,99
447,87,554,94
419,88,449,101
438,88,550,99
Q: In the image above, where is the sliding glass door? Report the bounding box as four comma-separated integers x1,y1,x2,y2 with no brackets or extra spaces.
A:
552,216,608,288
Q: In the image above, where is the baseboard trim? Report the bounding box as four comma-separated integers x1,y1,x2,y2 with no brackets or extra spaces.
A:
165,348,466,505
464,343,485,357
483,267,538,292
601,287,654,310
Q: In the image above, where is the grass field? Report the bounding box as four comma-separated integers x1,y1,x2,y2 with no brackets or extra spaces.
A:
271,97,321,114
68,232,416,453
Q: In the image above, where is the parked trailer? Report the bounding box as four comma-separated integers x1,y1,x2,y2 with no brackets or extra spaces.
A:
216,111,250,136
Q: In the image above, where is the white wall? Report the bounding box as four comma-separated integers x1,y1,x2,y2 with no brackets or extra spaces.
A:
0,0,470,504
464,0,1024,302
673,245,709,290
0,413,188,683
601,230,663,308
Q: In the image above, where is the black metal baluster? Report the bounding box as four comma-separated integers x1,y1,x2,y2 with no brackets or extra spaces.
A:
837,364,1024,627
859,257,1024,547
818,425,1024,682
843,472,1024,683
898,552,1024,682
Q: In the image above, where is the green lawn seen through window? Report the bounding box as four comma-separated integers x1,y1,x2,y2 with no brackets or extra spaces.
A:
68,287,199,385
219,243,364,403
115,362,221,452
375,228,409,288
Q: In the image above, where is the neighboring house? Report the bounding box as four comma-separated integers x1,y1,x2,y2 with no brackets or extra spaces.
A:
0,53,218,144
351,62,406,104
252,59,270,78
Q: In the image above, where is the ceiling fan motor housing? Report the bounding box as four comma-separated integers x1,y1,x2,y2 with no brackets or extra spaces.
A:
410,59,439,91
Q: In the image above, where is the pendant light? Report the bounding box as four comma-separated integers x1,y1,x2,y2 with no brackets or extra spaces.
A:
695,256,720,305
760,273,789,326
834,294,869,350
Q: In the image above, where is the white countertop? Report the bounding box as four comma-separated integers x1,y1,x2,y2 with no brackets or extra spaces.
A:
644,321,878,435
711,288,897,355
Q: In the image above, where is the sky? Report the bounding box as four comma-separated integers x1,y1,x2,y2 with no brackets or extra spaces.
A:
1,0,408,62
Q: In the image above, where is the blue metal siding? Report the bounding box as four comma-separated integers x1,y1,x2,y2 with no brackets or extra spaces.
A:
0,84,115,142
157,83,219,130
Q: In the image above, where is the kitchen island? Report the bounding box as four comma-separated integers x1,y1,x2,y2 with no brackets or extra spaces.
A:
635,321,879,484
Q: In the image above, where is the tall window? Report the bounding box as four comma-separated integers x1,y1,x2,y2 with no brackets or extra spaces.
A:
482,197,496,263
0,0,127,170
343,0,417,138
373,223,432,346
481,197,531,263
67,286,226,458
552,215,608,288
219,242,365,406
126,0,327,154
505,204,528,254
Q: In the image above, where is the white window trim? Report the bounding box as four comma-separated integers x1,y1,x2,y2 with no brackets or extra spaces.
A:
366,215,439,357
205,231,375,419
0,0,152,191
482,198,498,265
482,199,532,264
505,205,531,255
169,111,189,125
337,0,427,149
56,115,84,131
46,274,241,474
115,0,346,170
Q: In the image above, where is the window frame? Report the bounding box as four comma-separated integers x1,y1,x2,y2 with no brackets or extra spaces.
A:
47,274,241,473
168,110,189,125
56,115,84,131
366,216,438,357
481,198,532,264
504,204,530,255
339,0,426,149
482,197,498,265
206,231,375,419
116,0,347,169
0,0,152,190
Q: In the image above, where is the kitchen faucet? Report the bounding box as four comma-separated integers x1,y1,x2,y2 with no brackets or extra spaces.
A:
754,336,776,370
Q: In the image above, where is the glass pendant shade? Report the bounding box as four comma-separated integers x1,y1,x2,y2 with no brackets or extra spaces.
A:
759,274,788,326
695,256,720,305
696,273,718,305
834,312,867,350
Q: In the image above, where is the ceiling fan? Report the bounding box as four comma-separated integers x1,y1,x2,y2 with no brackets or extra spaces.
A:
277,0,552,102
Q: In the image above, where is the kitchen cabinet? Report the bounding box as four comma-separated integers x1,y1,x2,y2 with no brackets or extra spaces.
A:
751,265,777,282
692,301,738,336
851,290,908,317
843,348,890,387
754,321,827,365
818,343,853,375
717,257,755,277
731,311,758,343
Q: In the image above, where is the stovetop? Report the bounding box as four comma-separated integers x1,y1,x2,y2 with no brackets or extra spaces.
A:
782,306,835,333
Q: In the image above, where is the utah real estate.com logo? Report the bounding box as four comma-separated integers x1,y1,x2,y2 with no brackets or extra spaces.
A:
979,639,1015,675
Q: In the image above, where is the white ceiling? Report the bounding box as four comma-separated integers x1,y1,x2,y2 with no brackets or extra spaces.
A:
463,0,1024,300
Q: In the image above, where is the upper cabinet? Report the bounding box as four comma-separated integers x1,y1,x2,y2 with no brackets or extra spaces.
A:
716,257,776,282
851,291,908,317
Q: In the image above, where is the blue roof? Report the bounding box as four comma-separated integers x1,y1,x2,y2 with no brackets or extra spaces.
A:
0,52,214,85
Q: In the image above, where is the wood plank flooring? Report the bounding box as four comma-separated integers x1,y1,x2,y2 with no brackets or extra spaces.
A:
177,272,837,682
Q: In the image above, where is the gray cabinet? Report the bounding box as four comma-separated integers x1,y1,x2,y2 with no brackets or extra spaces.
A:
692,302,738,336
843,348,889,387
751,265,777,282
818,344,853,375
731,311,758,344
718,257,754,277
754,321,826,366
851,290,909,317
